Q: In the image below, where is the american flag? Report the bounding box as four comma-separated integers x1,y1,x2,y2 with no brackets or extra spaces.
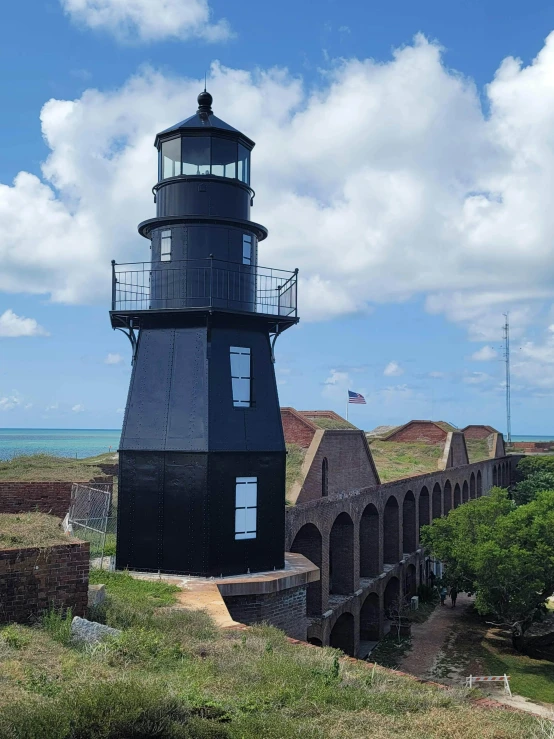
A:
348,390,366,404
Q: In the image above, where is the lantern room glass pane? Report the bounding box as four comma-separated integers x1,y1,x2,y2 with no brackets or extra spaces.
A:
161,138,182,179
182,137,211,175
211,137,237,178
238,144,250,184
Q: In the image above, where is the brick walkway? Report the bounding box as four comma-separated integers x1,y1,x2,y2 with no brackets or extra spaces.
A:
398,592,474,679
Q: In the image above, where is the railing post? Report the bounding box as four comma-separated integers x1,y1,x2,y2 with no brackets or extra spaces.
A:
111,260,116,310
294,268,299,318
209,254,214,307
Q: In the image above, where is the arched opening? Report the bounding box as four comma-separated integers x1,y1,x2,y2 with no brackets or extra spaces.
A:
383,497,400,564
505,463,511,487
321,457,329,497
477,470,482,497
307,637,322,647
402,491,416,554
405,563,417,598
291,523,323,615
443,480,452,515
384,576,400,616
360,504,380,577
419,486,430,535
360,592,380,642
432,483,442,519
462,480,469,503
329,512,354,594
493,465,498,487
329,612,355,656
470,472,476,499
453,483,461,508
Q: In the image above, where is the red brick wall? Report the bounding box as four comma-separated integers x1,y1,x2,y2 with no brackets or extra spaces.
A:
511,441,554,452
387,423,447,443
463,426,493,440
0,541,89,624
298,431,379,504
281,409,316,448
0,482,77,519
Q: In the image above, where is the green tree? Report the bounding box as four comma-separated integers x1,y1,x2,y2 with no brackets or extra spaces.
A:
420,488,554,651
512,470,554,506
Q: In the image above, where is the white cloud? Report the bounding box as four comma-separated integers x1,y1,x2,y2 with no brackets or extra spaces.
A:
0,395,21,411
322,369,350,400
384,361,404,377
0,309,49,338
45,403,59,411
5,34,554,391
105,352,124,365
60,0,232,43
429,371,445,378
471,345,498,361
72,404,85,412
463,372,492,384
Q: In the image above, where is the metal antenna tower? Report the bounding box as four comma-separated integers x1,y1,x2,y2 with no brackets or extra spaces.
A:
503,313,512,443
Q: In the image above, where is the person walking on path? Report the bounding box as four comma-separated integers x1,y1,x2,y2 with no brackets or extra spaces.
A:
450,587,458,608
439,586,447,606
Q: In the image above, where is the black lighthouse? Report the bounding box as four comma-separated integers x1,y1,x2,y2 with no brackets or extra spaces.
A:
110,91,298,577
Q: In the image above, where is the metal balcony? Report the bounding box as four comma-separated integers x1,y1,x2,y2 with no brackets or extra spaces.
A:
110,259,298,325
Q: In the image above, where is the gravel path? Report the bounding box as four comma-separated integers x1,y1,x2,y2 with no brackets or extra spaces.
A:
398,592,474,679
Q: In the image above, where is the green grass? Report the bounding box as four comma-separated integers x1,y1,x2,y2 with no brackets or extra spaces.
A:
0,452,116,482
466,439,491,464
368,441,444,482
0,513,74,549
306,417,357,430
285,443,306,497
0,572,536,738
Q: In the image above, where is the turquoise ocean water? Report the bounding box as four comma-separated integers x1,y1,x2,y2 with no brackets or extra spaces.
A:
0,429,122,459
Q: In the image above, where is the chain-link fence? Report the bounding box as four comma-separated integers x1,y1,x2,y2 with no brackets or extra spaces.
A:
65,482,116,566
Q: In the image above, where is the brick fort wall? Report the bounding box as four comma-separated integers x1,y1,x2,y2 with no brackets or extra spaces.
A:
223,585,307,641
387,422,447,443
0,482,77,519
0,541,90,624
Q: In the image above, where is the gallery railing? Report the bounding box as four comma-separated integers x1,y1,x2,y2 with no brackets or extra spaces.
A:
111,259,298,318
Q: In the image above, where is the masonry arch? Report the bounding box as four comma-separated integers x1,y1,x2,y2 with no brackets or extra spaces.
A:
290,523,322,616
477,470,482,497
462,480,469,503
405,563,417,598
322,457,329,497
383,496,400,564
403,491,416,554
443,480,452,515
329,512,354,594
432,483,442,519
453,483,461,508
360,592,380,641
307,637,322,647
493,465,498,487
505,463,510,487
419,486,430,535
384,576,400,616
360,503,380,578
470,472,476,499
329,612,355,656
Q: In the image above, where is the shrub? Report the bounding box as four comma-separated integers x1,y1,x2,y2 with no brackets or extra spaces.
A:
0,625,29,650
512,471,554,505
0,679,231,739
514,455,554,483
41,608,73,646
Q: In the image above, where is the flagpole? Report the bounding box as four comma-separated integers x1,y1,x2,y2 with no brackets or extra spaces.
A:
346,391,349,422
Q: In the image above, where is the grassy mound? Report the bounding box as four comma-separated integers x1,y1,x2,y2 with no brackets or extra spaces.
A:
0,513,73,549
466,439,491,464
0,570,536,738
0,453,115,482
369,441,444,482
285,443,306,497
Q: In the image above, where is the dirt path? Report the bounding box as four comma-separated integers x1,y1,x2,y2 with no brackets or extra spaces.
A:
398,592,474,679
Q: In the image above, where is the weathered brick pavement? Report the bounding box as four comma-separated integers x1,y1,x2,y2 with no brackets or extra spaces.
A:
398,592,474,679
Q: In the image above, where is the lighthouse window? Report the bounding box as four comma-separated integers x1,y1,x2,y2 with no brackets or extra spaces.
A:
161,138,182,179
235,477,257,540
242,234,252,265
182,137,211,176
238,144,250,184
160,230,172,262
230,346,251,408
211,137,237,178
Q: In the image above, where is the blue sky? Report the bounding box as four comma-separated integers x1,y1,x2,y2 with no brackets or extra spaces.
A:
2,0,554,433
